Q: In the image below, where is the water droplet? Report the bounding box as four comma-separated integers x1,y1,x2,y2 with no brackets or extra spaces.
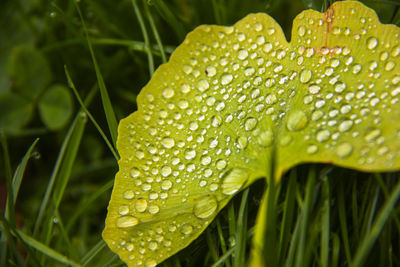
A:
334,82,346,93
221,73,233,85
184,149,196,160
181,224,193,235
237,136,248,149
265,94,277,104
130,167,141,178
160,166,172,177
206,66,217,77
146,242,157,253
257,130,274,147
286,110,308,131
238,49,249,60
385,61,396,71
193,195,218,219
244,117,258,131
119,205,129,215
366,37,378,50
162,87,175,98
161,180,172,190
336,143,353,158
364,129,381,142
216,159,227,170
316,130,331,142
338,120,353,132
148,205,160,214
307,145,318,154
300,69,312,83
201,155,212,165
161,137,175,148
298,25,306,37
221,168,249,195
145,259,157,267
309,85,321,94
123,190,134,200
197,79,209,91
117,216,139,228
135,199,148,212
211,115,223,127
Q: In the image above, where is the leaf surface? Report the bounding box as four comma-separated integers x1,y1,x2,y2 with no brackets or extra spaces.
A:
103,2,400,266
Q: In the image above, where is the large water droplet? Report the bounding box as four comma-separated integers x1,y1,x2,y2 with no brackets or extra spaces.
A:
237,136,248,149
336,143,353,158
245,117,258,131
216,159,227,170
135,199,148,212
162,87,175,98
298,25,306,37
123,190,134,200
193,195,218,219
300,69,312,83
316,130,331,142
117,216,139,228
364,129,381,142
161,180,172,190
257,130,274,147
181,224,193,235
286,110,308,131
130,167,141,178
160,166,172,177
221,73,233,85
338,120,353,132
221,168,249,195
197,79,210,92
366,37,378,50
161,137,175,148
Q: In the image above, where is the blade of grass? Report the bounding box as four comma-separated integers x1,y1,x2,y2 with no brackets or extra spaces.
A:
211,246,235,267
233,188,249,267
331,233,340,267
1,213,39,266
206,228,219,262
143,0,167,63
337,178,352,265
151,0,186,40
66,179,114,232
81,239,107,266
216,217,231,267
74,2,119,147
10,138,39,202
65,66,119,161
0,133,15,226
33,113,86,237
320,177,330,267
294,166,316,267
352,177,400,267
278,169,297,265
132,0,154,75
16,229,81,267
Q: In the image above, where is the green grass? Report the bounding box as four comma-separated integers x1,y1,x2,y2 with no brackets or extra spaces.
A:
1,0,400,266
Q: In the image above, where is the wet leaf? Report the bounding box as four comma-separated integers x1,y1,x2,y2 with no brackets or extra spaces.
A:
103,2,400,266
38,84,73,130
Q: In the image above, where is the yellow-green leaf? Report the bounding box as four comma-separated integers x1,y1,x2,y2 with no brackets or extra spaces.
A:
103,1,400,266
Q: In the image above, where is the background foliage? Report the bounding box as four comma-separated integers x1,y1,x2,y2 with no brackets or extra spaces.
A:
0,0,400,266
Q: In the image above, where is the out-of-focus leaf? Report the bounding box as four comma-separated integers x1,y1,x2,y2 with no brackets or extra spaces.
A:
38,84,73,130
0,92,34,133
8,45,52,101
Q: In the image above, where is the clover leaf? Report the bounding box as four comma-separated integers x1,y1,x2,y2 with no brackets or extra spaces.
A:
103,1,400,266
